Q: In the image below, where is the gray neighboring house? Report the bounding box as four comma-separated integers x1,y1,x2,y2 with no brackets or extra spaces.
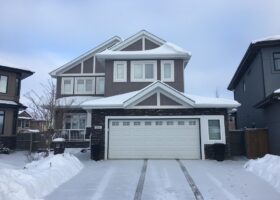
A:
0,65,34,148
228,36,280,155
50,30,239,160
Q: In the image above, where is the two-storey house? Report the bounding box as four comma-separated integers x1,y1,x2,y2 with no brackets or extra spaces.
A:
50,30,239,160
228,36,280,155
0,65,33,148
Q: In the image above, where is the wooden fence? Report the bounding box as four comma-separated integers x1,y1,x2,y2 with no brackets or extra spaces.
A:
16,132,52,152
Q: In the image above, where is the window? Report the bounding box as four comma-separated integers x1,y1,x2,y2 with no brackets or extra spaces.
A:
167,121,173,126
273,52,280,71
114,61,127,82
75,77,95,94
155,121,163,126
112,122,119,126
145,121,152,126
161,60,174,82
131,61,157,82
208,120,221,140
189,121,196,126
61,78,73,94
0,75,8,93
64,114,86,129
15,78,20,96
123,121,130,126
0,111,5,135
96,77,105,94
134,121,141,126
178,121,185,125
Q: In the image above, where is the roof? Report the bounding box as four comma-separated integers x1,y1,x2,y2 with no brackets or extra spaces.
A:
55,96,104,108
255,88,280,108
96,42,191,61
228,36,280,90
0,65,34,80
0,100,26,109
82,81,240,109
49,36,122,77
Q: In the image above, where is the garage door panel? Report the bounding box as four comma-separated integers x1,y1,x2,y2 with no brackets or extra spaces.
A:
108,118,200,159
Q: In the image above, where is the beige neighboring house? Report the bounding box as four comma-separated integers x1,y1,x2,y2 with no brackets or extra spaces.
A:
17,110,48,133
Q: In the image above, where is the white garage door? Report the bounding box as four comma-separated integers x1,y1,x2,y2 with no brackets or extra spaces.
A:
108,118,200,159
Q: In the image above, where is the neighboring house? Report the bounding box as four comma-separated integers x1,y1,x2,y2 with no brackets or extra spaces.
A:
17,110,48,133
0,65,33,148
50,30,239,160
228,36,280,155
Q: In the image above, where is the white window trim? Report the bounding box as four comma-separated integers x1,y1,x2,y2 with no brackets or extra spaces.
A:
161,60,174,82
74,77,95,94
61,77,74,94
113,61,127,82
131,60,157,82
63,113,87,129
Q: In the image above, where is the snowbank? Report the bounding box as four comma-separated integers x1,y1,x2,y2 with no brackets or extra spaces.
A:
244,154,280,192
0,153,83,200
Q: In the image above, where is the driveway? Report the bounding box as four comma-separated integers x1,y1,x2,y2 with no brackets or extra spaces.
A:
46,152,279,200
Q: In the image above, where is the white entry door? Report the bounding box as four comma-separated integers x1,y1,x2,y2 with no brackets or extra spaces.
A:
108,118,200,159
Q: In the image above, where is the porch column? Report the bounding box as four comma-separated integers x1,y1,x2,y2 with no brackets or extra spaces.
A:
86,110,92,128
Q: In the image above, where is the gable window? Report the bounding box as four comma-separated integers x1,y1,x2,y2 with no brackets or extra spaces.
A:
61,78,73,94
131,61,157,82
0,75,8,94
75,77,95,94
113,61,127,82
273,52,280,71
161,60,174,82
0,111,5,135
96,77,105,94
208,120,221,140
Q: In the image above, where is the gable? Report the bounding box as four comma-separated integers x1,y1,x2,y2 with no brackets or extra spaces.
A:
18,111,32,118
145,38,160,50
121,39,142,51
136,93,157,106
63,63,81,74
160,93,181,106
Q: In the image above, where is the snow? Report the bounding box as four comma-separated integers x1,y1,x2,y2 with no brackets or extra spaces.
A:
0,100,18,105
244,154,280,193
96,42,191,59
0,152,83,200
252,35,280,44
53,137,65,142
274,88,280,93
56,96,103,108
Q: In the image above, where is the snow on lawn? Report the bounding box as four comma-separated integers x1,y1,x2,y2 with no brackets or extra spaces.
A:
0,153,83,200
244,154,280,193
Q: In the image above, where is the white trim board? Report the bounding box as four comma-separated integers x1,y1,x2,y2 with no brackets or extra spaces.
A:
104,115,226,160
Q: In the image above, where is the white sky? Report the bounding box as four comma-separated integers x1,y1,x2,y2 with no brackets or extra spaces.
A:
0,0,280,104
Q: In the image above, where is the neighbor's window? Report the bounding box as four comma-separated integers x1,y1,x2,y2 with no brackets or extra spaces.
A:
61,78,73,94
75,77,95,94
96,77,105,94
113,61,127,82
15,78,20,96
208,120,221,140
161,60,174,82
0,75,8,93
131,61,157,82
0,111,5,135
273,53,280,71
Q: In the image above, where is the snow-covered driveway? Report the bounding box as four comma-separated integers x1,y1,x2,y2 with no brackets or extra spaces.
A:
46,153,280,200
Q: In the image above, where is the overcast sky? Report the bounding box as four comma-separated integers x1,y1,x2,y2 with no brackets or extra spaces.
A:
0,0,280,104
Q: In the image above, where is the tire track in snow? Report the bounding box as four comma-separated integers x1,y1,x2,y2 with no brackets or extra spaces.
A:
91,167,115,200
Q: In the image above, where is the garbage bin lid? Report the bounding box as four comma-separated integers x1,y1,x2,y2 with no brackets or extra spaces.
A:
53,138,65,142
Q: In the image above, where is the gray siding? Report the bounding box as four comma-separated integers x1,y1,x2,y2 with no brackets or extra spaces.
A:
136,94,157,106
264,103,280,155
63,64,81,74
95,58,105,73
261,47,280,96
121,39,142,51
234,52,265,128
83,57,93,73
145,38,160,50
104,59,184,97
160,93,181,106
0,70,20,102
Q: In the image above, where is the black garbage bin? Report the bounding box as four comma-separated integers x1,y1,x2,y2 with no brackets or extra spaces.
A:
213,143,226,161
91,144,100,161
53,138,65,155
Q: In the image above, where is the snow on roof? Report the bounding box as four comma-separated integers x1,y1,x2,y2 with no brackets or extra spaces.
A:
56,96,104,108
18,116,33,120
252,35,280,44
0,100,18,106
96,42,191,60
274,88,280,94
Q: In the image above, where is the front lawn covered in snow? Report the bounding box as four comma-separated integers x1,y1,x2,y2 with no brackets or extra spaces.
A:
244,154,280,193
0,152,83,200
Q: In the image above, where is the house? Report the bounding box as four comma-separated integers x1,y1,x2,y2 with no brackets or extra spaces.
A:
50,30,239,160
0,65,34,148
17,110,48,133
228,36,280,155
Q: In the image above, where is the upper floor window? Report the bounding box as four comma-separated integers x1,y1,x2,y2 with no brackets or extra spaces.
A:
61,78,73,94
15,78,20,96
273,52,280,71
0,75,8,94
113,61,127,82
75,77,95,94
161,60,174,82
96,77,105,94
131,61,157,82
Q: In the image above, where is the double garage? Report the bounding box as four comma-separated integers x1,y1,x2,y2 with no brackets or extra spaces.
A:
107,118,201,159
